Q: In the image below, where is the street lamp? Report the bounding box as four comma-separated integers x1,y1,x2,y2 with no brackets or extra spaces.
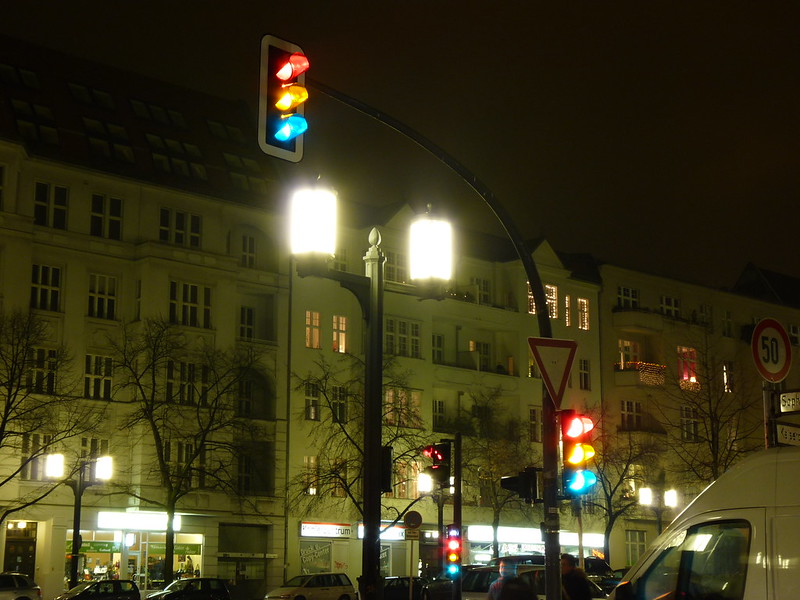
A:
638,474,678,534
46,454,113,588
290,188,451,600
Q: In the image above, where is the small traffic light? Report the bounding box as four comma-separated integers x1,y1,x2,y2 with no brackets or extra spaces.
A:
445,524,461,577
500,467,539,503
422,442,451,485
561,409,598,495
258,35,310,162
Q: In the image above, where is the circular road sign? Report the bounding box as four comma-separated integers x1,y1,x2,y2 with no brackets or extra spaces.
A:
403,510,423,529
752,318,793,383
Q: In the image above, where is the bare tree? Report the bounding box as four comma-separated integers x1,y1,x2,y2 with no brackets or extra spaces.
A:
108,319,266,583
460,385,540,559
652,325,763,485
0,309,103,523
289,353,430,526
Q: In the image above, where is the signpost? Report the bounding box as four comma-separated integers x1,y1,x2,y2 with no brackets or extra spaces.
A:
404,512,422,600
752,318,794,448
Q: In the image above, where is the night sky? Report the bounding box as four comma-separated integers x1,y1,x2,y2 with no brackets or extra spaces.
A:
3,2,800,288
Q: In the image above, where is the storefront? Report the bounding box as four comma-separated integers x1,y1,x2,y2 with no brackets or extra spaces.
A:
466,525,606,562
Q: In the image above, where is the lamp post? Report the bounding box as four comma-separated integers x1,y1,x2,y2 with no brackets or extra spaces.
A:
46,454,113,589
638,473,677,534
290,188,451,600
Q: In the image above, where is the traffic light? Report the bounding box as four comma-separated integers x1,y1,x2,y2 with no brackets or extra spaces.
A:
561,409,598,495
445,524,461,577
258,35,309,162
422,442,451,486
500,466,539,503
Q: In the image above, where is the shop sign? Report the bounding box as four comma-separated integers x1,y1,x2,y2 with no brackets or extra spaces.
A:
300,522,353,538
144,543,202,555
357,523,406,541
65,540,120,553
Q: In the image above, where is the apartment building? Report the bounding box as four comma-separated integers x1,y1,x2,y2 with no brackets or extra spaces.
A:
0,36,288,599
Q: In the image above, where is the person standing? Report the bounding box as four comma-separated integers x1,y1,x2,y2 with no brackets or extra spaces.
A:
560,554,593,600
487,559,517,600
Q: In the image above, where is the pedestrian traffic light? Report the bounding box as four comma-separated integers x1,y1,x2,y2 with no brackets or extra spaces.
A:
445,524,461,577
561,409,598,495
422,442,451,485
500,466,539,503
258,35,309,162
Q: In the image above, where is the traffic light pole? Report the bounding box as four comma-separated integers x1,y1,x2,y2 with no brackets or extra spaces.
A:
451,433,462,600
309,80,561,600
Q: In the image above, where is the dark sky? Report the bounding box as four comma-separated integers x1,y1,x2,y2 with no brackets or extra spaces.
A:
3,2,800,288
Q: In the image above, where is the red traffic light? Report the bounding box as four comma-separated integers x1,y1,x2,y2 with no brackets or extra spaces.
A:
563,414,594,438
276,53,310,81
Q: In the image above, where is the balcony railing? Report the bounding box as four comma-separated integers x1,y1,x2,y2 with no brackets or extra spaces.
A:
614,361,666,386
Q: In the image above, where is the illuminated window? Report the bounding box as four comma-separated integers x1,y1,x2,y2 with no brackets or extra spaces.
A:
617,286,639,309
577,298,590,330
545,284,558,319
677,346,697,384
618,340,640,365
303,456,318,495
390,461,420,499
722,361,735,393
469,340,491,371
305,310,321,349
564,295,571,327
332,315,347,353
385,388,422,428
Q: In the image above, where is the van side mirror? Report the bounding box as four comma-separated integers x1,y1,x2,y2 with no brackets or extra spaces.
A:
613,580,633,600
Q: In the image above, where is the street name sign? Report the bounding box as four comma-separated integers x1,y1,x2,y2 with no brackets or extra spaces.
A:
776,422,800,447
527,337,578,406
751,318,792,383
780,391,800,414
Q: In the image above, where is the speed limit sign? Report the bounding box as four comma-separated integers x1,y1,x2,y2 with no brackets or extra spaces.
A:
751,318,792,383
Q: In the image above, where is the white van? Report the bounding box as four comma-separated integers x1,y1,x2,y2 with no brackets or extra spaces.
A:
610,446,800,600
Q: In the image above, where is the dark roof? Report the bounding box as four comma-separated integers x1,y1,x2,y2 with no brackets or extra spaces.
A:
0,34,282,207
732,263,800,309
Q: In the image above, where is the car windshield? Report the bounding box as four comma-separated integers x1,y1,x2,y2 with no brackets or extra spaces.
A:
67,583,94,594
285,576,312,587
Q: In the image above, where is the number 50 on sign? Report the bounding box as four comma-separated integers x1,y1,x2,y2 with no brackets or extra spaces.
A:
751,318,792,383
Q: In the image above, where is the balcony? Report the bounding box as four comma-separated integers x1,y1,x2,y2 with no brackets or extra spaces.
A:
613,362,666,387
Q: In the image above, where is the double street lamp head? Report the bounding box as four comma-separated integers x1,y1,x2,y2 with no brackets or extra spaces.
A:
45,454,113,481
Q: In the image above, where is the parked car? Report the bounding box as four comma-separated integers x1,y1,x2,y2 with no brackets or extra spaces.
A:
459,565,607,600
55,580,139,600
264,573,356,600
0,573,40,600
582,557,617,594
146,578,231,600
420,565,482,600
382,576,428,600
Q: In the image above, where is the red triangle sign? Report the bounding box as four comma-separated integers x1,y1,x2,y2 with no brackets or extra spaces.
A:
528,337,578,406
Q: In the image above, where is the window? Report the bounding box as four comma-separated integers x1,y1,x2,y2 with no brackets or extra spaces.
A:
579,359,591,390
621,400,643,430
165,440,205,488
661,295,681,318
469,340,491,371
331,461,347,498
21,433,52,480
169,281,211,328
681,405,700,441
528,357,541,378
70,83,115,109
237,442,274,494
88,273,117,319
166,361,209,405
677,346,698,385
13,100,58,144
90,194,122,239
31,265,61,311
625,530,647,567
385,318,421,358
206,119,245,142
432,334,444,364
303,455,318,495
332,315,347,353
471,277,491,305
722,310,734,337
27,348,57,393
529,407,541,442
241,235,256,267
159,208,201,248
331,386,347,423
305,383,320,421
564,295,571,327
617,286,640,309
698,304,713,325
34,182,67,229
577,298,590,330
634,520,750,600
84,355,113,400
30,264,61,311
238,379,254,416
391,461,419,499
618,339,641,365
83,119,134,163
385,388,422,428
545,284,558,318
723,361,735,393
305,310,321,349
433,398,445,430
239,306,255,339
385,250,408,283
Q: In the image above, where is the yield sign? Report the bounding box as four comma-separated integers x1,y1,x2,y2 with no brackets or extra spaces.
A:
528,337,578,406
